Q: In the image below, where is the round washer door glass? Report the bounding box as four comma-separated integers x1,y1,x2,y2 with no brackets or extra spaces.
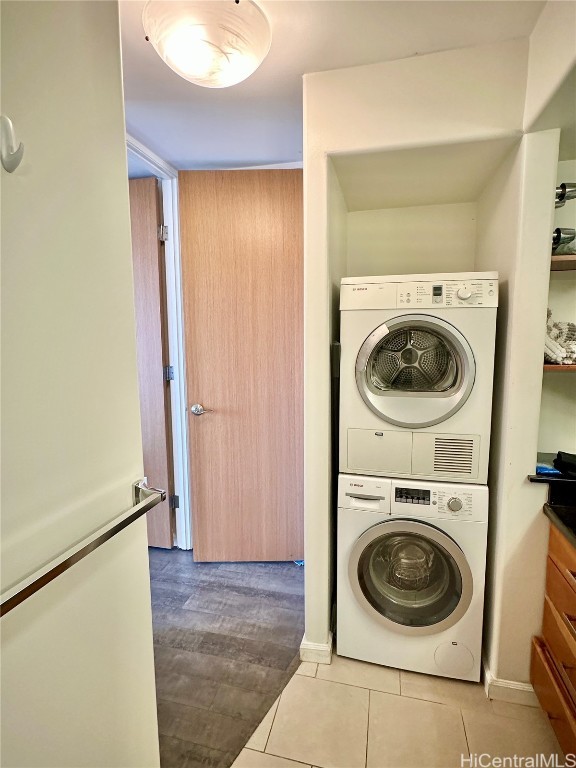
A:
350,520,473,635
355,314,476,429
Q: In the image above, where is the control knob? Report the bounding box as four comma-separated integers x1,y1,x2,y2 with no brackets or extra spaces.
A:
457,286,472,301
447,497,463,512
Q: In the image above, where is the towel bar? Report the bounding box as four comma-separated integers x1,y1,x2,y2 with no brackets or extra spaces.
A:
0,479,165,617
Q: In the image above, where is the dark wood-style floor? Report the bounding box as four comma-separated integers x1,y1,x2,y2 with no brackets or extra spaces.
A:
148,548,305,768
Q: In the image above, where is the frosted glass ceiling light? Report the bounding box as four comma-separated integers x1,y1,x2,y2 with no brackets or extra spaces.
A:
142,0,272,88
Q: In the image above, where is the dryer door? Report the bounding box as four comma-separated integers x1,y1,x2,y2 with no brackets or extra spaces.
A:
355,314,475,429
349,519,473,636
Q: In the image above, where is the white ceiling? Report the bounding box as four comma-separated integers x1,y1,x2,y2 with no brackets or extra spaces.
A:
120,0,545,171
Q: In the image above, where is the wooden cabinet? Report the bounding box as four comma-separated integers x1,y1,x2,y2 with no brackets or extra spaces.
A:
531,523,576,755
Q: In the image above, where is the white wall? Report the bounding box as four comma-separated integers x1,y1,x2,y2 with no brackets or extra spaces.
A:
524,1,576,131
305,40,528,156
547,273,576,321
475,131,558,687
328,160,349,337
301,160,348,653
1,2,159,764
1,0,144,588
303,39,529,653
347,203,477,276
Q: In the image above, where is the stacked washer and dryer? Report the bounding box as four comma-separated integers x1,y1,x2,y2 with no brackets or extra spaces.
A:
337,272,498,682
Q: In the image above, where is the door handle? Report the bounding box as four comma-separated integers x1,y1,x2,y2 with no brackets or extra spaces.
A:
190,403,213,416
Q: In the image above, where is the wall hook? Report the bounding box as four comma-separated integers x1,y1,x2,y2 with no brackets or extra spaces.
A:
1,115,24,173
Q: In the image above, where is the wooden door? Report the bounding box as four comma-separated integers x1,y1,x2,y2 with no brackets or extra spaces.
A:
180,170,303,561
129,178,174,548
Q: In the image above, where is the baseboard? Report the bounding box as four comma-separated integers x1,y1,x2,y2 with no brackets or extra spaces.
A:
300,632,333,665
483,660,539,707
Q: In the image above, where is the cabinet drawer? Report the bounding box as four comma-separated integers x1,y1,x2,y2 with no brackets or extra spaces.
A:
543,595,576,703
547,556,576,618
531,637,576,757
549,526,576,596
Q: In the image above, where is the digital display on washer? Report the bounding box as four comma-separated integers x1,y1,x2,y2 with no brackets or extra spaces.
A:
395,487,431,505
433,285,443,297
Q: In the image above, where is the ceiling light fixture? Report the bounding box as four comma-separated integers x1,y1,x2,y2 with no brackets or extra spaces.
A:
142,0,272,89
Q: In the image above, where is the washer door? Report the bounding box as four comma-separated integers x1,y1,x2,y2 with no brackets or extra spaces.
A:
355,314,475,428
349,519,473,636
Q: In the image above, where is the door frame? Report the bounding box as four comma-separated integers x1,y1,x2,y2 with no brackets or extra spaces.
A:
126,134,192,549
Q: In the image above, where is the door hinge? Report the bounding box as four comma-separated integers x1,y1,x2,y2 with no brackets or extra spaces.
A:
163,365,174,382
169,495,179,510
158,225,168,242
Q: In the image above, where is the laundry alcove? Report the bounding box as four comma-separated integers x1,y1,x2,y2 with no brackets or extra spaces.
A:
322,127,560,680
301,28,573,702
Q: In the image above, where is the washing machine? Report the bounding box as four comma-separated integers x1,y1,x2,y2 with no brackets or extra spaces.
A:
339,272,498,484
336,473,488,682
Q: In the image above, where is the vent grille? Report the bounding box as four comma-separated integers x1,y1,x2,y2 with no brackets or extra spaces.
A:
433,437,475,475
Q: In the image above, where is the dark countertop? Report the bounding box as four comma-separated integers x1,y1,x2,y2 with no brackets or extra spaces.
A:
529,469,576,506
544,503,576,549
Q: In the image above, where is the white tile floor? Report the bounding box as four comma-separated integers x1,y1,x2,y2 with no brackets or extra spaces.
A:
231,655,562,768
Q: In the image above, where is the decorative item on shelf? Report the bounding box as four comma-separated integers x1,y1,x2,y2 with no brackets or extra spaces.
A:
555,182,576,208
544,309,576,366
552,227,576,256
142,0,272,88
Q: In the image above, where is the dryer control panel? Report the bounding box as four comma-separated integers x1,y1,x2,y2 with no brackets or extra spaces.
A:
396,279,498,308
340,273,498,311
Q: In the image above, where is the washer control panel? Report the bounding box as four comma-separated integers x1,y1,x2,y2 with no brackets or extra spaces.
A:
390,480,487,522
396,279,498,308
393,485,474,518
337,475,488,523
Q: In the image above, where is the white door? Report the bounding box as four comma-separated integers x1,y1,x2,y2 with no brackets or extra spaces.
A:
1,3,159,766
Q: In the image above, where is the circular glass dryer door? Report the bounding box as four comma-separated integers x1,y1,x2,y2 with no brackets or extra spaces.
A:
349,520,473,636
355,314,476,428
